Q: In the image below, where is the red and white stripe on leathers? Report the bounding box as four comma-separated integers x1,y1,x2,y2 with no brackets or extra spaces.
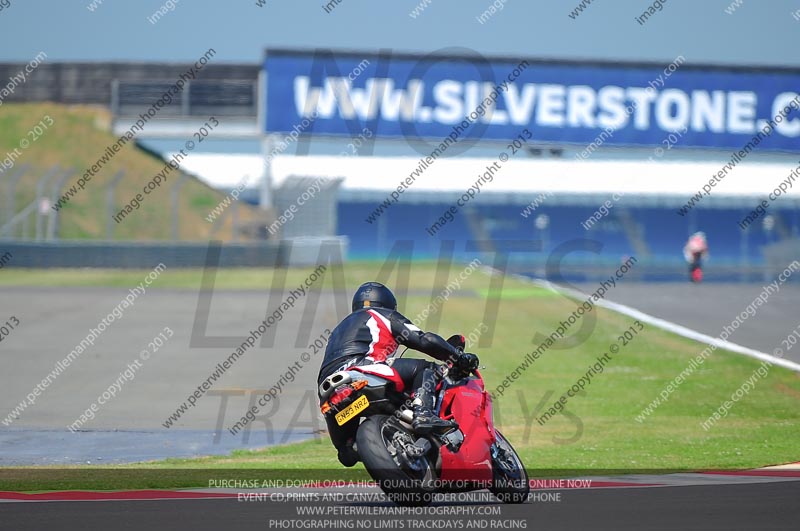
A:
365,310,397,362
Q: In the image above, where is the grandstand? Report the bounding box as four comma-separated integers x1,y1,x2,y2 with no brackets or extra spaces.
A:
266,154,800,281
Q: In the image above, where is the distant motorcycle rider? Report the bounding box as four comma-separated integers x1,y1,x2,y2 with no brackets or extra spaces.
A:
683,231,709,283
317,282,479,467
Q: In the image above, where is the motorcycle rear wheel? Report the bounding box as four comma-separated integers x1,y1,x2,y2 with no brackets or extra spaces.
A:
356,414,435,507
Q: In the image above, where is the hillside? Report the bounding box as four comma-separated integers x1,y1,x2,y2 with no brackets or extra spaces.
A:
0,103,264,241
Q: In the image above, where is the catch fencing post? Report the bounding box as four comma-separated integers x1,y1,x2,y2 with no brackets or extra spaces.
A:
47,168,75,240
34,167,60,240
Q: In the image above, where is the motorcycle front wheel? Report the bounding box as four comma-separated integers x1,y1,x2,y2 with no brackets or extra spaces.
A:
489,430,530,504
356,414,436,507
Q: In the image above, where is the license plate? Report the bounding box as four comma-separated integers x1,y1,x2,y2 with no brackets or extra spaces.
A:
335,395,369,426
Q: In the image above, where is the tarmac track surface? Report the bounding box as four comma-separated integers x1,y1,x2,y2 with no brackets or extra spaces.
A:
2,480,799,531
573,281,800,364
0,286,345,464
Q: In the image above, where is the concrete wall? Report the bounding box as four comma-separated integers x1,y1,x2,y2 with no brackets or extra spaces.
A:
0,239,347,268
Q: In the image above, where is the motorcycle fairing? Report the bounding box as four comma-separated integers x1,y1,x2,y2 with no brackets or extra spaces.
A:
436,373,495,482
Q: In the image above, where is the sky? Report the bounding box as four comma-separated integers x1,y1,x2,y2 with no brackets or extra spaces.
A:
0,0,798,67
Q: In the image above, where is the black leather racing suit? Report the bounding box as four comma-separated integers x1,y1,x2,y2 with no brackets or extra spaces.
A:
317,307,462,455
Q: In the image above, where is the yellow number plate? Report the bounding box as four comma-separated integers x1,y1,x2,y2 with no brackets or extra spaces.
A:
335,395,369,426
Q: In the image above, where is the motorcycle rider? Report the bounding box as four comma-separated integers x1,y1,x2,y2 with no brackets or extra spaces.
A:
317,281,479,467
683,231,709,283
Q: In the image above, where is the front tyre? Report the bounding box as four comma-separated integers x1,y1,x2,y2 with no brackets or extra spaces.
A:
490,430,530,504
356,415,435,507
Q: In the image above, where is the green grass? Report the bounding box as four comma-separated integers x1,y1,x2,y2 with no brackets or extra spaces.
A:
0,103,263,241
2,262,799,491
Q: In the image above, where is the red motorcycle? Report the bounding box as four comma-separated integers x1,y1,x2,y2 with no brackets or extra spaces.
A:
318,337,529,506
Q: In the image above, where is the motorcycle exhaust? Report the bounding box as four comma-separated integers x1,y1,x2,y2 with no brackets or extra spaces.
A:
319,371,353,401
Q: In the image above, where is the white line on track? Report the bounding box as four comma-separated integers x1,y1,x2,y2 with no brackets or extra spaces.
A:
528,277,800,373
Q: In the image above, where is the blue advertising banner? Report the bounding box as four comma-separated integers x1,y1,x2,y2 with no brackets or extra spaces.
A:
263,49,800,152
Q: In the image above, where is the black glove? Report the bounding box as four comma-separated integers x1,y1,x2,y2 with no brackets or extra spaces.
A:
455,352,479,373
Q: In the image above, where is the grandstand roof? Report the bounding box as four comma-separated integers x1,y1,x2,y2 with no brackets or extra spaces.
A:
177,153,800,209
271,155,800,208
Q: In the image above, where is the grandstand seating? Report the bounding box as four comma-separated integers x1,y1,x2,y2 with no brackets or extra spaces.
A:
338,199,796,266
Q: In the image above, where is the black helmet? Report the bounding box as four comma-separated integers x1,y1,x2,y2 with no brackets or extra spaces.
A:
352,282,397,312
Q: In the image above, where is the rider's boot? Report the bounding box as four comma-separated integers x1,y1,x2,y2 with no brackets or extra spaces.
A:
411,368,457,434
337,438,359,467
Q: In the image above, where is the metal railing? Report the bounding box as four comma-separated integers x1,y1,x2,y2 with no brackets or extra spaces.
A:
111,80,259,118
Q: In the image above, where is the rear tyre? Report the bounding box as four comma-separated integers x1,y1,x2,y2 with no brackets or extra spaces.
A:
489,430,530,504
356,415,435,507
